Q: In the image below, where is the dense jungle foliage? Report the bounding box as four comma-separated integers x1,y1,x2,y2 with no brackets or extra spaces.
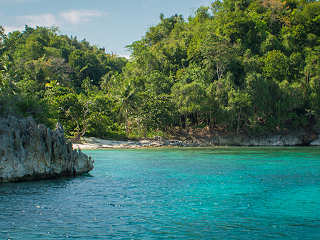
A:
1,0,320,139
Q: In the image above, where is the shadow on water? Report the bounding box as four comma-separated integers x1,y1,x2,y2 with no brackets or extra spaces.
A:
0,173,94,195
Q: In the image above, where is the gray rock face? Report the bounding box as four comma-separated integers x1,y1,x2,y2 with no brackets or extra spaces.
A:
162,132,319,147
310,134,320,146
207,133,314,146
0,116,94,183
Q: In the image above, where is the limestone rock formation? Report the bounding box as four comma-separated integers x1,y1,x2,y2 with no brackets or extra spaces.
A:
310,134,320,146
0,116,94,183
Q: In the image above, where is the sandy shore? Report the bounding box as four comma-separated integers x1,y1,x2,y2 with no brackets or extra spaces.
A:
73,134,320,150
72,137,171,150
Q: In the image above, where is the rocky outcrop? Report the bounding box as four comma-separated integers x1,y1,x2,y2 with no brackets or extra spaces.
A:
310,134,320,146
188,132,319,146
0,116,94,183
182,133,318,147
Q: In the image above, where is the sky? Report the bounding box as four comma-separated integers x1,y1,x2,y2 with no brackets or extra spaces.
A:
1,0,212,58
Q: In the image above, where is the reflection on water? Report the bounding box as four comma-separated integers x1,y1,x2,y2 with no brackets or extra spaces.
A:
1,147,320,240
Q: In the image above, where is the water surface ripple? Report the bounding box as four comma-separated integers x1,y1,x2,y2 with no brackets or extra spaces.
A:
1,147,320,239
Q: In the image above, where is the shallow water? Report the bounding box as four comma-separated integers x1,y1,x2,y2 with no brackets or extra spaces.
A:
1,147,320,239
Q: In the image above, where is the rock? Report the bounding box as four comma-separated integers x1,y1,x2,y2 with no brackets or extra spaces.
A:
162,132,317,147
212,134,303,146
310,134,320,146
154,136,163,141
55,122,64,137
0,116,94,183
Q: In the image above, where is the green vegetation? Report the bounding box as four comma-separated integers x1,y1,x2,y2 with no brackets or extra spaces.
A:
0,26,127,140
1,0,320,140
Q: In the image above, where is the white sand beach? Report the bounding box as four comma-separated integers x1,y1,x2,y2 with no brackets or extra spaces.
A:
72,137,166,150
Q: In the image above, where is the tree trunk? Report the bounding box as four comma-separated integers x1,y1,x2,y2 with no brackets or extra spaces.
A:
236,108,241,135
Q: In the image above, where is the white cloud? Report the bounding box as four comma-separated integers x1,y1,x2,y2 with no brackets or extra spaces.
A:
119,54,131,59
3,9,104,33
3,13,57,33
60,10,104,24
3,25,24,33
18,13,58,27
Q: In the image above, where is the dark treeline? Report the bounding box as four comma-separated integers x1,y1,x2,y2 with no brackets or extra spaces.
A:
1,0,320,139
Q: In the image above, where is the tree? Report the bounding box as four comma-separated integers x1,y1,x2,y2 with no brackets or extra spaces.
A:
263,50,289,81
201,35,236,81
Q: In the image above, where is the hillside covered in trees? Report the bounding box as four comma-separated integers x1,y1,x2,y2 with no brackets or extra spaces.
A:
1,0,320,140
0,26,128,140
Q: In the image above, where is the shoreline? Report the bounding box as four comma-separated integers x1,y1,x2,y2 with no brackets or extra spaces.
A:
72,137,184,150
73,135,320,150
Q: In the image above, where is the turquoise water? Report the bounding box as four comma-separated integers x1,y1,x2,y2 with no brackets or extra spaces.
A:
1,148,320,239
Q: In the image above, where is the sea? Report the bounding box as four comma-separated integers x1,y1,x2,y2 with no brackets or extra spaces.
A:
1,147,320,239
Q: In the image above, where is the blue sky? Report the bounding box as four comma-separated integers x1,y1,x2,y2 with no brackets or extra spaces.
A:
2,0,212,57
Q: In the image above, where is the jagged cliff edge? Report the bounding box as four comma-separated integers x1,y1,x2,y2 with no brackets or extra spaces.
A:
0,116,94,183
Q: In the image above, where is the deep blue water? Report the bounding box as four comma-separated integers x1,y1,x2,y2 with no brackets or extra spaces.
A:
1,147,320,239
